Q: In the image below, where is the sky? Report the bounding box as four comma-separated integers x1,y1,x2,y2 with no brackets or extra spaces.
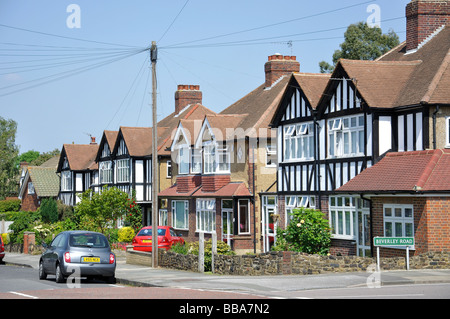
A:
0,0,410,154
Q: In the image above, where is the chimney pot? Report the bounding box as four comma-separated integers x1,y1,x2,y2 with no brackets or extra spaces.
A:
265,55,300,88
90,136,96,145
175,85,202,114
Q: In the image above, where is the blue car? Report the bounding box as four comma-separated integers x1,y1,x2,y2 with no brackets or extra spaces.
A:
39,231,116,283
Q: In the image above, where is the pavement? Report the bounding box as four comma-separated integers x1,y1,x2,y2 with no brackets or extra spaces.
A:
3,251,450,296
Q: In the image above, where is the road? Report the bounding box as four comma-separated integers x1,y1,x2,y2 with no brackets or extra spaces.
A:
0,264,268,299
2,263,450,300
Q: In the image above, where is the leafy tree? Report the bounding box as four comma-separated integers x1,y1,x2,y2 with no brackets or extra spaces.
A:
273,207,331,255
0,117,19,200
75,186,135,234
17,150,40,166
319,22,400,73
123,191,142,233
30,148,60,166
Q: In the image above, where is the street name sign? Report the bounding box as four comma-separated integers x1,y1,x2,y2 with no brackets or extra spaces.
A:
373,237,414,246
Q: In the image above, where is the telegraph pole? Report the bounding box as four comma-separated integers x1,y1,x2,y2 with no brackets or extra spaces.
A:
150,41,159,268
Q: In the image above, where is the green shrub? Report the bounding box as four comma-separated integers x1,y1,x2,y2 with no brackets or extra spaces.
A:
170,242,189,255
0,199,21,213
40,198,58,223
8,211,41,244
273,207,331,255
118,226,135,242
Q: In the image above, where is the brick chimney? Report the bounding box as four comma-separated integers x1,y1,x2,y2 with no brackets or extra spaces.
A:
90,136,97,145
265,54,300,88
174,85,202,114
406,0,450,52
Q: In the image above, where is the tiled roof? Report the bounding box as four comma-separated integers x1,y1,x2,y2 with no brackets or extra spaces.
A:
337,149,450,193
27,167,60,197
158,181,251,198
378,26,450,106
61,144,99,171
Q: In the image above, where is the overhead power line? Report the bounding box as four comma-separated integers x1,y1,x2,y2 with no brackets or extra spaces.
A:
158,0,190,44
162,0,377,49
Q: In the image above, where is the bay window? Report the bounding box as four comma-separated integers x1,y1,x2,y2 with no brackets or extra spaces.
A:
196,199,216,233
203,143,230,174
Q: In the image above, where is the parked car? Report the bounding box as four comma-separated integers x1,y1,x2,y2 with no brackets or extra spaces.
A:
39,231,116,283
0,235,5,262
132,226,184,252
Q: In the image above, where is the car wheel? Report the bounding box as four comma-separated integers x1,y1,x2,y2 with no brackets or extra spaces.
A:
55,264,65,283
38,260,47,280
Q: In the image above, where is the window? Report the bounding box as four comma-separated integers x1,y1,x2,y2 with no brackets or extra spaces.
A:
178,146,190,175
329,196,357,239
28,182,35,194
166,160,172,178
238,199,250,234
196,199,216,233
191,149,202,174
217,146,230,173
116,159,130,183
266,144,277,167
285,196,315,226
328,115,365,158
99,161,112,184
61,171,72,191
159,209,168,226
203,143,216,174
283,123,314,161
171,200,189,230
384,204,414,239
101,143,110,158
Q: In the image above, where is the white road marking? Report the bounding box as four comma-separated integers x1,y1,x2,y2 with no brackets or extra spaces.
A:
9,291,39,299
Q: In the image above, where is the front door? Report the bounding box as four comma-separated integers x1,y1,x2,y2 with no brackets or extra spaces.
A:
221,200,234,247
262,195,277,253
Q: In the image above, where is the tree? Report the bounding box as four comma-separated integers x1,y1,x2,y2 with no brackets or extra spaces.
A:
319,22,400,73
75,186,137,234
0,117,19,200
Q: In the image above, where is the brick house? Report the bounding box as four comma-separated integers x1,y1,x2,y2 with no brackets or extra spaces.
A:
270,0,449,257
18,157,60,211
160,55,300,254
337,149,450,257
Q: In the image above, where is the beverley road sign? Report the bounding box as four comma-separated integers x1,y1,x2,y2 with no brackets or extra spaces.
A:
373,237,414,246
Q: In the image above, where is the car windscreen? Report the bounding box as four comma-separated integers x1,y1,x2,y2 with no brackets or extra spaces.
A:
137,228,166,236
69,233,109,248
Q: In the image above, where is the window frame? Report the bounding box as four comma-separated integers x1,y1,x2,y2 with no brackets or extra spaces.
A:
99,161,113,184
328,115,365,158
238,199,250,235
283,122,315,162
116,158,130,183
171,200,189,230
383,204,415,249
61,170,72,191
196,199,216,233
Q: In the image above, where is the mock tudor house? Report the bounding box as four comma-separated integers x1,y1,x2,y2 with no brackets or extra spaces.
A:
271,0,450,257
89,85,216,226
57,137,99,206
160,54,301,253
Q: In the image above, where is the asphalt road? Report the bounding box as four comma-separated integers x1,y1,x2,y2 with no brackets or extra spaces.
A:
2,263,450,300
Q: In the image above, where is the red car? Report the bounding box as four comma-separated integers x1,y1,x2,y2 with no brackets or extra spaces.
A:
132,226,184,252
0,235,5,262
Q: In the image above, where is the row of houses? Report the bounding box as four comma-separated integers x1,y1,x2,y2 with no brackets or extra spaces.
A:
19,0,450,257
